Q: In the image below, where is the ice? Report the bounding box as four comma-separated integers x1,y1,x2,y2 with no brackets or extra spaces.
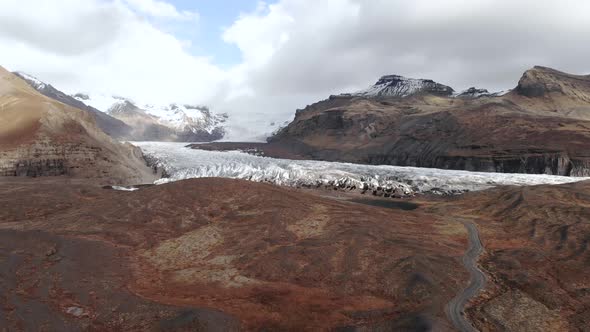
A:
134,142,588,197
111,186,140,191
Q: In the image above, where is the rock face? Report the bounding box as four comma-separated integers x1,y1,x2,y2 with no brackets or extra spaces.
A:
0,66,157,184
270,66,590,176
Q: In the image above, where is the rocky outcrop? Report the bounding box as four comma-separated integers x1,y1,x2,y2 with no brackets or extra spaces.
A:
270,66,590,176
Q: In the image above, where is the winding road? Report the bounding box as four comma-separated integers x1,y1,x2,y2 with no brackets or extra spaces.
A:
446,221,486,332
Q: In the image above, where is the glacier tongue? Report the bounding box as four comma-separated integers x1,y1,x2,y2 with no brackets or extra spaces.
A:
134,142,589,197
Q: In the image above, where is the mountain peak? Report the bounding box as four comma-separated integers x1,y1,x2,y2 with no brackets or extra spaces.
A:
107,99,139,115
351,74,454,98
456,87,490,98
516,66,590,98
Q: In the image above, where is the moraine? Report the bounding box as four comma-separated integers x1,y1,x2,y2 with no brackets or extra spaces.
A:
134,142,589,197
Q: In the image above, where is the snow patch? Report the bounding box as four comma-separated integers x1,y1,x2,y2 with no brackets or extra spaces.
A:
14,72,46,90
455,87,512,98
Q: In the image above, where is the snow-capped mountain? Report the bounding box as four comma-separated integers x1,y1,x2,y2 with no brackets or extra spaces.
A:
13,71,227,142
349,75,455,98
143,103,227,135
343,75,511,100
74,94,228,142
455,87,511,98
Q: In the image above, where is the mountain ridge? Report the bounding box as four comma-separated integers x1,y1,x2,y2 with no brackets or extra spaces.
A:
265,65,590,176
1,66,156,184
13,71,227,142
75,93,227,142
13,72,133,139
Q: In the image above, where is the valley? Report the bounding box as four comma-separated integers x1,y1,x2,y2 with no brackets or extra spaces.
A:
2,63,590,331
3,0,590,330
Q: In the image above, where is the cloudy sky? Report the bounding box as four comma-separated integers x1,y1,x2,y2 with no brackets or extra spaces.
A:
1,0,589,139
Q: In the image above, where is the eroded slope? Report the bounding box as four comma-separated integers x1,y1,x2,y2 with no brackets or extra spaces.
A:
0,67,156,184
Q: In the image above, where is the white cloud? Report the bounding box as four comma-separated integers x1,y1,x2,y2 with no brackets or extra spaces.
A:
222,2,295,68
1,0,590,141
0,0,220,105
222,0,590,96
124,0,198,21
0,0,123,55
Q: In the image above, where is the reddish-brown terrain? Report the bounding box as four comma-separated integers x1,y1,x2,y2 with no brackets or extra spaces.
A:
0,177,469,331
233,66,590,176
1,176,589,331
431,182,590,331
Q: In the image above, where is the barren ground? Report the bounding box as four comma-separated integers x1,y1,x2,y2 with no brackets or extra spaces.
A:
1,177,589,331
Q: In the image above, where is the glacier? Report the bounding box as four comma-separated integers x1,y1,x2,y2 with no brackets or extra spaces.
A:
134,142,589,197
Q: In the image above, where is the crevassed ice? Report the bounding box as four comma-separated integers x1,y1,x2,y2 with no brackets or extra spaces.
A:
134,141,589,196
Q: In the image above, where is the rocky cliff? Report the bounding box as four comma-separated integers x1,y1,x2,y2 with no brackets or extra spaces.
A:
270,66,590,176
